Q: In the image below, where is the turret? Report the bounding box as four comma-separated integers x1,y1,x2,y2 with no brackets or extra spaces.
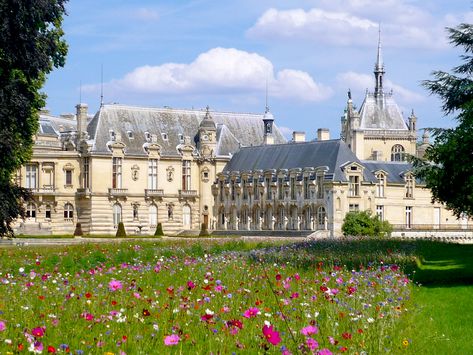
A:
198,106,217,157
263,106,274,145
408,109,417,132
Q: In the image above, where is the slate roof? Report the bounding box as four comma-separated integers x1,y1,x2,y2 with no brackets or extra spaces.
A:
39,114,77,136
359,93,408,130
361,160,418,184
87,104,286,156
223,139,370,182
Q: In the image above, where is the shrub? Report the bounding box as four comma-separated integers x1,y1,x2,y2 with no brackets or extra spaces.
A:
116,222,127,237
342,211,392,237
73,222,83,237
154,223,164,237
199,222,210,237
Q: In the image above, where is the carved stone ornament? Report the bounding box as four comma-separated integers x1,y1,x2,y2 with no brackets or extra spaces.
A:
131,164,140,181
166,166,175,182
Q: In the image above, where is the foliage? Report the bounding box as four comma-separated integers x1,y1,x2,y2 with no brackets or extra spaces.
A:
414,23,473,217
73,223,83,237
341,211,392,237
0,1,68,236
154,222,164,237
0,183,32,237
115,222,126,237
199,222,210,236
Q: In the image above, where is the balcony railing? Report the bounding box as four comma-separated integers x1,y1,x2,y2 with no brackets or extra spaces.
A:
392,224,472,231
108,188,128,196
179,189,198,198
28,187,57,194
145,189,164,198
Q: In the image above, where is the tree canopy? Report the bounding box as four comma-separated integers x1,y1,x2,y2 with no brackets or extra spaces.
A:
342,211,392,237
0,0,68,236
414,23,473,218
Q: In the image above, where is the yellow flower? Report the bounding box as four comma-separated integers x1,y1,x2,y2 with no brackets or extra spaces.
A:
402,339,409,347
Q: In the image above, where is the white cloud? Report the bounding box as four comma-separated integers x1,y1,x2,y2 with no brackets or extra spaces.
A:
336,71,425,103
248,5,449,49
86,47,332,102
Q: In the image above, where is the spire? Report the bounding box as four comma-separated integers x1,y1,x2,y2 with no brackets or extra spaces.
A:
374,25,385,98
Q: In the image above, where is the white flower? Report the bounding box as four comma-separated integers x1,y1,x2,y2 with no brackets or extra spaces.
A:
264,320,271,326
367,317,375,323
18,267,24,273
153,324,159,331
205,309,214,315
4,339,12,344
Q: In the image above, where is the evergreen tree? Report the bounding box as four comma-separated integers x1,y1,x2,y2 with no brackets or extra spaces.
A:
0,1,68,237
415,23,473,217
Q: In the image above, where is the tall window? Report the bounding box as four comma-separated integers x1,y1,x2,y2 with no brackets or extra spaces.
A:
112,157,122,188
391,144,405,162
277,177,283,200
25,164,37,189
219,181,224,202
376,205,384,221
45,205,51,220
265,177,272,200
405,206,412,228
253,177,259,200
242,178,248,200
64,203,74,220
376,174,385,197
348,176,360,197
43,164,54,188
65,169,72,185
231,180,236,201
148,159,158,189
303,176,310,200
182,160,191,190
133,204,139,220
113,203,122,227
317,206,326,229
290,177,296,200
26,203,36,219
83,157,89,189
405,174,413,198
316,175,324,199
149,204,157,227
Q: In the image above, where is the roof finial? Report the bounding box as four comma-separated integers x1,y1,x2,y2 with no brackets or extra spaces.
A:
265,77,270,113
100,64,104,107
374,24,385,98
348,88,352,100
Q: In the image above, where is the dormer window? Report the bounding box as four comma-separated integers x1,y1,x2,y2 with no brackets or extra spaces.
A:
405,174,414,198
127,131,133,139
109,130,115,141
348,175,360,197
162,133,168,141
178,134,184,143
145,132,151,142
376,173,385,197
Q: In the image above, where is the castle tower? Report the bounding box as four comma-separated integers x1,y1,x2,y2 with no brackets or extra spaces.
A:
263,105,274,145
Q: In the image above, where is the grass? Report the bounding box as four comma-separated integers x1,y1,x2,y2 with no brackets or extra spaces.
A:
0,238,471,353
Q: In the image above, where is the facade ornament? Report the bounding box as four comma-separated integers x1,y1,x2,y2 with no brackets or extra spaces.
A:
166,166,174,182
131,165,140,181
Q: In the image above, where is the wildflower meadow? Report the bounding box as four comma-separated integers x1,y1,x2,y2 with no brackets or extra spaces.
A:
0,238,471,354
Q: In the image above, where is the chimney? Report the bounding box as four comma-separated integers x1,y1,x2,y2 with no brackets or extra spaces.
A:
292,131,306,142
317,128,330,141
76,103,88,138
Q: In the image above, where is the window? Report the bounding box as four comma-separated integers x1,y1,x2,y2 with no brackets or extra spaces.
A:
405,206,412,228
303,177,310,200
83,157,90,189
182,160,191,190
242,178,248,200
148,159,158,189
65,169,72,185
127,131,133,139
290,177,296,200
45,205,51,220
109,130,116,140
64,203,74,219
253,177,259,200
316,175,324,199
349,204,359,212
112,157,122,188
43,164,54,188
376,205,384,221
376,174,385,197
149,205,157,227
405,174,414,198
317,206,326,229
113,204,122,227
178,134,184,143
25,164,37,189
278,177,283,200
26,203,36,219
348,176,360,197
133,204,139,220
266,177,272,200
162,133,168,141
219,181,224,202
231,180,236,201
391,144,405,162
145,132,151,141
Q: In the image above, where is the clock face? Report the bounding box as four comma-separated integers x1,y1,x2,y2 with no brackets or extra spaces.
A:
202,134,209,141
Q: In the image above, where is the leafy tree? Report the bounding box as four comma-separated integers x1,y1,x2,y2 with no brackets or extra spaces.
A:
413,23,473,218
0,1,68,237
342,211,392,237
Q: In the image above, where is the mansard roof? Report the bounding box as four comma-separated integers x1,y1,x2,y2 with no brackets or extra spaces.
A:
223,139,369,182
358,92,408,130
39,113,77,136
87,104,286,156
361,160,418,184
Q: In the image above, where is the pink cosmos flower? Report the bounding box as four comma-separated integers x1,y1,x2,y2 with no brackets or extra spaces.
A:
301,325,318,336
0,321,6,332
243,307,260,318
164,334,180,346
108,280,123,291
262,325,281,345
31,327,45,337
318,349,333,355
306,337,319,350
187,280,195,290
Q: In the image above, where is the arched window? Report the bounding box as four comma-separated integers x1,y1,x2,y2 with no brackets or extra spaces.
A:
113,203,122,227
26,203,36,219
64,203,74,219
391,144,405,162
149,204,157,227
317,206,326,230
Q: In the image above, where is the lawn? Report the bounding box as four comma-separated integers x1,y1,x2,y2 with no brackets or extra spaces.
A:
0,238,470,354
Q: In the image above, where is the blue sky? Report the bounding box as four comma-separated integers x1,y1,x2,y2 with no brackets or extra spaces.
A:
44,0,472,140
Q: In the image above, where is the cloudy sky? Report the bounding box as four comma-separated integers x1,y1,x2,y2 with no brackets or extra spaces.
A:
44,0,472,140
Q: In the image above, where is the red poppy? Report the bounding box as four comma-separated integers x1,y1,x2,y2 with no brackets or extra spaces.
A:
85,292,92,299
342,332,352,340
47,345,56,353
